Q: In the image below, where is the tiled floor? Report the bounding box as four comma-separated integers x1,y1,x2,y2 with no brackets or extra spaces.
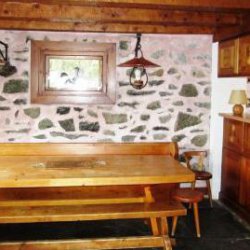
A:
0,200,249,249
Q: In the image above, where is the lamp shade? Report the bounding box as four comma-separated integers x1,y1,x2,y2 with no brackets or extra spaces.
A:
229,90,248,104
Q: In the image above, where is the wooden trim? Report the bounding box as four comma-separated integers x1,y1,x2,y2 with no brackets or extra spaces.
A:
0,142,179,158
0,236,172,250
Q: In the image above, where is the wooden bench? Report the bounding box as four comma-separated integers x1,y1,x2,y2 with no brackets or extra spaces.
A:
0,142,194,250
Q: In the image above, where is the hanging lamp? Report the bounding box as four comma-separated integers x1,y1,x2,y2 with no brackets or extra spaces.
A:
118,33,160,89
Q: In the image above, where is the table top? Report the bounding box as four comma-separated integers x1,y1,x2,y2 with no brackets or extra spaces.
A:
0,155,194,188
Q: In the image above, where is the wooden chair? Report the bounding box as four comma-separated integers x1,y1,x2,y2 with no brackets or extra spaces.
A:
183,151,213,207
171,188,204,238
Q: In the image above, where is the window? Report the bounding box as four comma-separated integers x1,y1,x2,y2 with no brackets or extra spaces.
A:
31,40,116,104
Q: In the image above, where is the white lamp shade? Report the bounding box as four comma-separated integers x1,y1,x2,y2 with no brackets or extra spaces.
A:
229,90,248,104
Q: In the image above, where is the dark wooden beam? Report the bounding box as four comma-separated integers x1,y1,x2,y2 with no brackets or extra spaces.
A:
1,0,250,11
0,19,215,34
0,2,241,27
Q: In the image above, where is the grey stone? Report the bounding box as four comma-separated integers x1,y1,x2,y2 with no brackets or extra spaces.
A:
149,69,164,77
119,125,128,129
202,62,210,68
179,84,198,97
176,53,187,64
38,119,54,130
14,48,29,54
14,57,27,62
153,126,169,131
151,50,165,59
5,128,30,134
79,121,100,132
159,91,173,97
153,134,167,140
103,112,127,124
122,135,136,142
15,110,19,118
22,71,29,77
103,130,115,136
127,90,155,96
74,107,83,112
0,107,10,111
118,102,139,109
159,115,171,123
24,108,40,119
0,62,17,77
8,138,15,142
33,134,47,139
140,114,150,121
187,108,192,112
0,96,6,101
131,125,146,133
119,41,129,50
198,81,210,86
167,68,178,74
194,102,211,109
204,87,211,96
119,81,130,87
140,136,147,140
173,101,184,106
148,80,164,86
3,79,28,93
59,119,75,132
14,99,27,105
175,112,201,131
191,134,208,147
50,131,87,140
87,110,98,118
147,101,161,110
168,108,174,113
172,134,186,142
57,107,70,115
169,84,178,90
191,129,204,133
192,68,206,78
5,118,10,125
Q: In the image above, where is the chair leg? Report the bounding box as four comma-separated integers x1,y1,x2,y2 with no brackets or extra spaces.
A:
193,202,201,238
206,180,213,208
171,216,178,236
189,181,196,209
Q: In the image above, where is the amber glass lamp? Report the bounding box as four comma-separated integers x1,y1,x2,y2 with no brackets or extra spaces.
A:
118,33,160,89
229,90,248,116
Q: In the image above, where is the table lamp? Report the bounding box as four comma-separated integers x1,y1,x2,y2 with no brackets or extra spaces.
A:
229,90,248,116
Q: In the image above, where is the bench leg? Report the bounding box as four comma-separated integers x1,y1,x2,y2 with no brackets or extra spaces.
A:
162,236,173,250
171,216,178,237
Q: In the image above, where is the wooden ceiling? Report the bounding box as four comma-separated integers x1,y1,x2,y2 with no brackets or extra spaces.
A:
0,0,250,41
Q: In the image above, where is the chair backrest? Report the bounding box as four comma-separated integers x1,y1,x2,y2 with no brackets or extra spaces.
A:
183,151,207,171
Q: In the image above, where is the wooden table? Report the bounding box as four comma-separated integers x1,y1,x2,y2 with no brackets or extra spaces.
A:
0,155,194,188
0,144,194,250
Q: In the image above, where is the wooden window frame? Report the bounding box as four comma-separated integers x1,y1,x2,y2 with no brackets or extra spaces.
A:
30,40,116,104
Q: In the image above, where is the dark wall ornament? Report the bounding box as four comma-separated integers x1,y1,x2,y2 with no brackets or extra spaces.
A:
0,41,17,77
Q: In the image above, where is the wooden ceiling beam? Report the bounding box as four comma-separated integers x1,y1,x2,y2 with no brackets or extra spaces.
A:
0,2,242,28
1,0,250,11
214,15,250,41
0,19,215,34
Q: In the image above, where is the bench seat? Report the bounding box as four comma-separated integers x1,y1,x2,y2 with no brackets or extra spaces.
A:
0,201,186,224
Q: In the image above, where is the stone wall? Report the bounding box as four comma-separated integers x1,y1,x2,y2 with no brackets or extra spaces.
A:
0,31,212,151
